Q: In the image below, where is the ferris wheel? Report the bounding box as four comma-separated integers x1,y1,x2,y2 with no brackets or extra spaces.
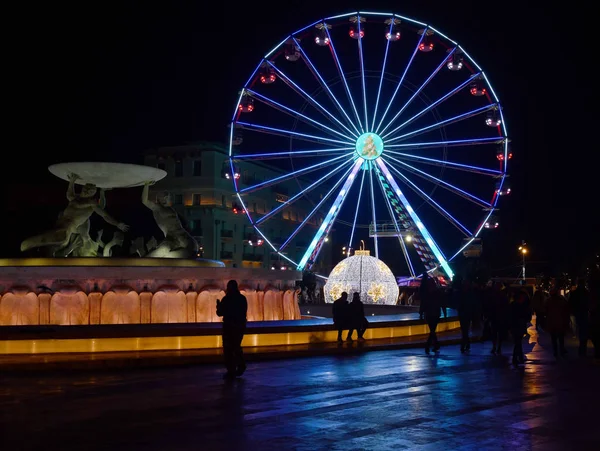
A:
228,11,510,280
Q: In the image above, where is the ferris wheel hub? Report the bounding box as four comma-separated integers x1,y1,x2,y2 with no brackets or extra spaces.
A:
355,132,384,161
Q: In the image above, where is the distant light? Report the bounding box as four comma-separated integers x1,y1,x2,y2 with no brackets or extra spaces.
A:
324,237,329,242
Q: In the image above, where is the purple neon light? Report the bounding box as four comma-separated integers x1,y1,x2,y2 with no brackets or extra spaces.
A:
357,16,368,132
385,151,501,175
386,104,496,144
236,121,352,146
247,89,353,141
375,30,426,134
384,155,492,207
240,152,353,194
292,37,360,137
254,158,353,225
381,70,480,140
267,61,358,138
371,18,393,132
385,137,501,149
378,48,457,137
324,26,364,132
234,147,353,160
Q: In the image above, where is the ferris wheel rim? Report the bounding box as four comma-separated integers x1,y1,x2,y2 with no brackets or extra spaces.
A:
228,11,509,279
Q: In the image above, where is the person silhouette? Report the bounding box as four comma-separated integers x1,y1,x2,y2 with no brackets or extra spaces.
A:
332,292,349,343
347,292,368,341
216,280,248,380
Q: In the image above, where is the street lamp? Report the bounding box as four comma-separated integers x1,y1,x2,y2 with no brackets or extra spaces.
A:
518,241,527,281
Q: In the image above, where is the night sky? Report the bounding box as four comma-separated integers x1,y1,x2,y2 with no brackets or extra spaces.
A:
4,1,596,277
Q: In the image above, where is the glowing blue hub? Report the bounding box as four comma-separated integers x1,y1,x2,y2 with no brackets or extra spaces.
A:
355,132,384,161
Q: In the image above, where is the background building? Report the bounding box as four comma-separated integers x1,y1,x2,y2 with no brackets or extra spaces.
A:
144,142,333,272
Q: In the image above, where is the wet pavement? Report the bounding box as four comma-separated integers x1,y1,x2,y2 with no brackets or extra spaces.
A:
1,325,599,450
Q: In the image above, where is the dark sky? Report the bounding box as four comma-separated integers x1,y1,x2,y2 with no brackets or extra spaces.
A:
4,1,596,276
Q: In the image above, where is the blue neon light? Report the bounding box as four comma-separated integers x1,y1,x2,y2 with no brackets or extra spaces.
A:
376,159,454,279
382,159,472,236
385,151,501,175
234,147,353,160
298,159,364,270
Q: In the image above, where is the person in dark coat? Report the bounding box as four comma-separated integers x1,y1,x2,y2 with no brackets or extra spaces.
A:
588,271,600,359
568,279,591,356
347,292,368,341
420,275,445,354
546,287,570,357
216,280,248,380
509,289,532,365
332,292,349,343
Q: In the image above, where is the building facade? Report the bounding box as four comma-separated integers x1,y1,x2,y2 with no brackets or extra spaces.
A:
144,142,332,272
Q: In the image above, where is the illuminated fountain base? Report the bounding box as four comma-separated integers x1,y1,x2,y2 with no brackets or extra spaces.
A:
0,259,460,356
0,258,301,326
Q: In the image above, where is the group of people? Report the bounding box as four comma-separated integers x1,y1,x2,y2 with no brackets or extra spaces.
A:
332,292,369,342
418,272,600,364
214,271,600,381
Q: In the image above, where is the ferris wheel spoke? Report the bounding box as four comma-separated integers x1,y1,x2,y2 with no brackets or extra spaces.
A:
370,18,394,133
239,152,353,194
383,155,492,208
246,89,355,141
234,147,354,161
368,162,379,259
374,30,427,134
378,48,457,137
346,167,366,257
253,158,354,226
375,159,454,279
381,158,473,237
385,137,503,150
324,26,364,132
356,16,369,133
298,158,364,270
381,70,480,140
292,38,360,137
236,121,353,147
385,151,502,176
373,165,416,277
279,162,357,252
385,104,497,144
266,62,359,139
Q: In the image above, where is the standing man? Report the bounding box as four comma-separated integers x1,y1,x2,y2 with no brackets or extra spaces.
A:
216,280,248,380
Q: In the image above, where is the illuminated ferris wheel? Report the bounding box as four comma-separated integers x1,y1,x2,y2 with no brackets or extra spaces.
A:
228,11,511,280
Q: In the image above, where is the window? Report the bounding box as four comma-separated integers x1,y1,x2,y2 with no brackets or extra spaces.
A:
192,193,201,206
175,160,183,177
193,160,202,176
157,161,166,171
175,194,183,205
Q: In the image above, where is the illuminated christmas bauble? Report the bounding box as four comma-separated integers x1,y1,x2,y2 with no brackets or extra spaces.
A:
324,250,399,305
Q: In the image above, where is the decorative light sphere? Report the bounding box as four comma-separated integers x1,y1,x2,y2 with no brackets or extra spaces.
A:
324,251,399,305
